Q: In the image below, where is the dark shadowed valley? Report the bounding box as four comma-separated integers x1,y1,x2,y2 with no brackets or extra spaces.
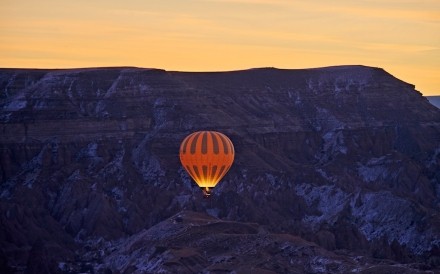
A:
1,66,439,273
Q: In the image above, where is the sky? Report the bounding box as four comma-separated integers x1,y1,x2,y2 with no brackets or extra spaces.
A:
1,0,439,95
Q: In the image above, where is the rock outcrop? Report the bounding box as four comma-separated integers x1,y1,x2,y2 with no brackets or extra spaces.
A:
1,66,439,272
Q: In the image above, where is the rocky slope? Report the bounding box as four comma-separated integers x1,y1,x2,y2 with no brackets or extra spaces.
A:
0,66,439,273
427,96,440,109
86,211,432,274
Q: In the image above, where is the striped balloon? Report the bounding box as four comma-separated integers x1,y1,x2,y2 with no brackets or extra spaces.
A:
179,131,235,197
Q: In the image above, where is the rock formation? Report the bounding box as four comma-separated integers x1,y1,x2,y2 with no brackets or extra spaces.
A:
1,66,439,272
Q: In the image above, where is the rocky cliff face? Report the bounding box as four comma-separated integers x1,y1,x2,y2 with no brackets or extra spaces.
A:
1,66,439,273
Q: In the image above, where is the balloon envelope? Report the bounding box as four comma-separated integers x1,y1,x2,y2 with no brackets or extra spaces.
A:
179,131,234,196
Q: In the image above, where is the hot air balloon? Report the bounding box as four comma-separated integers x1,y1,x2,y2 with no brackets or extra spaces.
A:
179,131,234,197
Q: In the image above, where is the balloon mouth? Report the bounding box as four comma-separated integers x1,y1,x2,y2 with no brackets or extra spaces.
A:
201,187,211,198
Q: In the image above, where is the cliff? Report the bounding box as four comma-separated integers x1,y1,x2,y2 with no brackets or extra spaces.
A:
1,66,439,272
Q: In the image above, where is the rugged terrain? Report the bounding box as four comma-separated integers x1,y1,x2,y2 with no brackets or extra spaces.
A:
0,66,439,273
427,96,440,109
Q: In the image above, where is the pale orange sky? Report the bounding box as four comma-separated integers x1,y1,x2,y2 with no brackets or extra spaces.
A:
1,0,439,95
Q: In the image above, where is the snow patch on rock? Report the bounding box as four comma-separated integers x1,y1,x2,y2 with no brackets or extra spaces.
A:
295,181,438,254
3,99,27,111
351,191,435,254
323,131,347,155
295,184,350,228
315,129,347,163
316,168,337,183
357,156,402,183
98,146,125,181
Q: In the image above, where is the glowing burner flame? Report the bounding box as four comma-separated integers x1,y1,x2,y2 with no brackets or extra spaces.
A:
202,187,211,198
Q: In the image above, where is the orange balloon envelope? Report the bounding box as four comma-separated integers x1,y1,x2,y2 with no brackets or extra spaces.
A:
179,131,235,197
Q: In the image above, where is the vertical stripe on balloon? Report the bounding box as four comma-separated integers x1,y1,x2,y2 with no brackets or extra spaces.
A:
190,132,202,154
201,132,208,154
210,132,219,154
